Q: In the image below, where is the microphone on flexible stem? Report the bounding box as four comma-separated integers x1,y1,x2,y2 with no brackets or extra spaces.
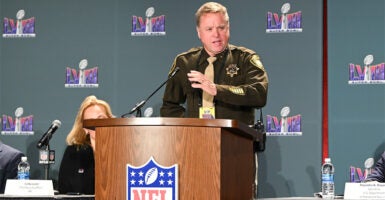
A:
121,67,180,118
36,120,62,149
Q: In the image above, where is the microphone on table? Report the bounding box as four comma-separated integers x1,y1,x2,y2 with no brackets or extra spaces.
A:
36,120,62,148
121,67,180,118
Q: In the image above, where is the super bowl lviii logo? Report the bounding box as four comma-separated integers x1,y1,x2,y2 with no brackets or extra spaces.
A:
266,3,302,33
349,54,385,84
127,157,178,200
1,107,34,135
3,9,36,38
266,106,302,136
65,59,99,88
349,158,374,183
132,7,166,36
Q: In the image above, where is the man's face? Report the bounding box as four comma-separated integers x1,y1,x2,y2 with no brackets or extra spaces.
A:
196,12,230,57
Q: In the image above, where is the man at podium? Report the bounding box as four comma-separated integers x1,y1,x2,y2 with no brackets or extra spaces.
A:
160,2,268,129
160,2,268,198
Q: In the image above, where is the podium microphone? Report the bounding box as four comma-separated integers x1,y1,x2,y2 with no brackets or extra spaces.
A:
121,67,180,118
37,120,61,148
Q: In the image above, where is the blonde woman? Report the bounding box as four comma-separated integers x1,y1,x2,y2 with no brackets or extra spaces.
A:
58,95,113,194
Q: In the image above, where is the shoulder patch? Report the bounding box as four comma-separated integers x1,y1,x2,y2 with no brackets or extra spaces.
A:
250,55,264,70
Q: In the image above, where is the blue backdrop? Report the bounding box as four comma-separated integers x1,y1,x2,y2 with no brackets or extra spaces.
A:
3,0,379,198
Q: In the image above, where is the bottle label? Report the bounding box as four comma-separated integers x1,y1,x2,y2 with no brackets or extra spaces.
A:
18,172,30,180
322,174,334,182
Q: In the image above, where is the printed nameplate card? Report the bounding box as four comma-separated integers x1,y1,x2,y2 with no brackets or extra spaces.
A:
4,179,54,197
344,182,385,199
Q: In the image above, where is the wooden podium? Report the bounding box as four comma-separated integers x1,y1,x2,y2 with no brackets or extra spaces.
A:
84,117,257,200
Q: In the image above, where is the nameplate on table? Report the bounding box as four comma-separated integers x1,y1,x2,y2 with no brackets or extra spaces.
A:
344,182,385,199
4,179,54,197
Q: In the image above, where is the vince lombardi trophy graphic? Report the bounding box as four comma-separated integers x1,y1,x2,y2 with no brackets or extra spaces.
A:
281,3,290,30
363,54,373,81
145,7,155,33
78,59,88,85
14,107,24,132
364,157,374,179
280,106,290,132
16,10,25,35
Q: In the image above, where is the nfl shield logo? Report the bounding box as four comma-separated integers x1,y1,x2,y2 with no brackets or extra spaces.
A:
127,157,178,200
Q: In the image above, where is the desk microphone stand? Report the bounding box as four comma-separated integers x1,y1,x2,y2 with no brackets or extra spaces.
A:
44,144,51,180
39,143,54,180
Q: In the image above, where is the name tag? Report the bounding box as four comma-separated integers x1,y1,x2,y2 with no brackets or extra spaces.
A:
199,107,215,119
344,182,385,199
4,179,54,197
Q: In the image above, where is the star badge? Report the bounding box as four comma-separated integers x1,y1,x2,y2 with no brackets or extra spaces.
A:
226,64,239,77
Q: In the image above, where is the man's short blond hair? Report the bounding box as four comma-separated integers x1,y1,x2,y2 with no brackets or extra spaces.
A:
195,2,229,27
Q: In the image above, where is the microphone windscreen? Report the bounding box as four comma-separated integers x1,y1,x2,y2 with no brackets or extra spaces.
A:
53,120,62,128
144,107,153,117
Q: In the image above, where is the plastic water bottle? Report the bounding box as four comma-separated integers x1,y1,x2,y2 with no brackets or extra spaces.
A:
321,157,335,199
17,156,30,180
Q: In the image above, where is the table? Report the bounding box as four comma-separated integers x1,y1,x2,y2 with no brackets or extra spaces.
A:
0,195,94,200
259,196,344,200
260,198,320,200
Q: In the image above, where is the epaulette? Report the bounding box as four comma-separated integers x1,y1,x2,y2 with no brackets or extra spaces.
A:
168,47,202,76
229,44,256,55
176,47,202,58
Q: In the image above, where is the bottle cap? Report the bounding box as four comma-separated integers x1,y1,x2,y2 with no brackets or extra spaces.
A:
21,156,27,162
325,158,331,163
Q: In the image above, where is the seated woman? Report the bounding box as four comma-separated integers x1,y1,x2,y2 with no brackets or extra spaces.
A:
58,95,114,194
365,151,385,182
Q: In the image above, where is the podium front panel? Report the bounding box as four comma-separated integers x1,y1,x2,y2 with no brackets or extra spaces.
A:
95,126,222,200
87,118,256,200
